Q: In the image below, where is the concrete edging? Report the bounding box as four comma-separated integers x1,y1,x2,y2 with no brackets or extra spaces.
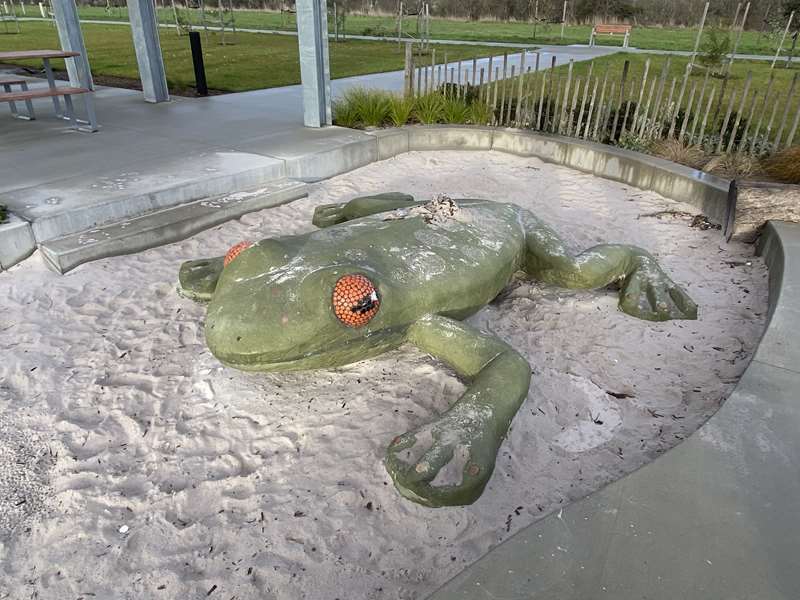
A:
369,125,732,224
428,220,800,600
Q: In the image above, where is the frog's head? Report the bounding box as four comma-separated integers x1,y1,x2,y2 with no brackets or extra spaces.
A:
204,240,398,371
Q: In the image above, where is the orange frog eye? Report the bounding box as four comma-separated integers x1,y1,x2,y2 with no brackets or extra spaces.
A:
333,274,380,327
224,241,253,267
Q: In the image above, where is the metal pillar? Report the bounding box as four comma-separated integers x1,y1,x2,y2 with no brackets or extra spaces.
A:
51,0,93,89
296,0,331,128
126,0,169,103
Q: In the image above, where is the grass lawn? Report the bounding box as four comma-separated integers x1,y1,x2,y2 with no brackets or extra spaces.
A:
1,21,514,93
42,6,800,56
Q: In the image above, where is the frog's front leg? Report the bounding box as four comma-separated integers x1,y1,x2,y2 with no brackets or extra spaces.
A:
178,256,225,302
385,315,531,507
312,192,420,228
521,212,698,321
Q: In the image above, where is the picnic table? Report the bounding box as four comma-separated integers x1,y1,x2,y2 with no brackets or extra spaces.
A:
0,49,97,131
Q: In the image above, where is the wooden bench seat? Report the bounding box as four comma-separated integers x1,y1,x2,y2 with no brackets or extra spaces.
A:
0,85,90,103
590,24,632,48
0,85,97,131
0,78,28,86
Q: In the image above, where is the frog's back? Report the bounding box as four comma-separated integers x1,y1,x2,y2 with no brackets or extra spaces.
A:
299,200,527,320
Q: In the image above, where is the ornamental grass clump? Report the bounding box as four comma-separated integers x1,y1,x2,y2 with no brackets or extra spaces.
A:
468,101,493,125
761,146,800,184
414,93,446,124
387,94,415,127
333,88,392,128
441,96,470,124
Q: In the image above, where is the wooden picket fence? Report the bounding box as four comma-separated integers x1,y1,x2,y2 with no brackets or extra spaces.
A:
404,47,800,156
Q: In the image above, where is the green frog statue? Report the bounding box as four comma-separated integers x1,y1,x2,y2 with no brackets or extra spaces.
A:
178,193,697,507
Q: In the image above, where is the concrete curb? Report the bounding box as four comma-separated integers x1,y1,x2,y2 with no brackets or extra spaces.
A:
0,214,36,270
370,126,732,224
429,220,800,600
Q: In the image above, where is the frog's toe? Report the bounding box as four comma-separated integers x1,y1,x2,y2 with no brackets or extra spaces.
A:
312,202,348,228
178,257,224,303
385,424,495,507
619,260,698,321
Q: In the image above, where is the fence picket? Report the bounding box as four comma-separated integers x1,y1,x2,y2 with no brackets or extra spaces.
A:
726,71,752,154
668,63,692,138
716,89,739,154
485,55,494,102
611,60,630,142
698,86,716,149
631,59,650,134
748,72,775,154
583,75,600,139
660,78,677,138
558,60,574,135
774,72,799,149
515,52,528,125
593,72,610,141
678,82,698,143
574,63,594,139
502,65,516,125
688,72,710,143
499,53,509,126
644,58,670,139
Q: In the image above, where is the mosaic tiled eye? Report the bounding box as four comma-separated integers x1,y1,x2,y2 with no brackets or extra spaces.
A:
224,241,253,267
333,274,380,327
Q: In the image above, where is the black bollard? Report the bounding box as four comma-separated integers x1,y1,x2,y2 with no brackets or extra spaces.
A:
189,31,208,97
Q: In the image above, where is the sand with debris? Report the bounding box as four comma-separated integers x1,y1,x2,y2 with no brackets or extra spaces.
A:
0,151,767,599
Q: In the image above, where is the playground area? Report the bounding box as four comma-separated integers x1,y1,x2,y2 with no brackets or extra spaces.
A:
0,148,768,599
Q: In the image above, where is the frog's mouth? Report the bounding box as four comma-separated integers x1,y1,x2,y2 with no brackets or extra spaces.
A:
213,328,406,372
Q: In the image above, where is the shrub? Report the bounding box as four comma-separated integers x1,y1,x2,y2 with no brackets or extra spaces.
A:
699,29,731,78
414,93,445,124
650,139,708,169
441,96,470,124
387,94,415,126
761,146,800,183
0,205,6,224
702,152,761,179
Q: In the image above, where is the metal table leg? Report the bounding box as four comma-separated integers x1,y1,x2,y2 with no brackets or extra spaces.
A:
42,58,63,117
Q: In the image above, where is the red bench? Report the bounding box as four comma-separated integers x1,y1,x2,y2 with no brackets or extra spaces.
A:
589,24,632,48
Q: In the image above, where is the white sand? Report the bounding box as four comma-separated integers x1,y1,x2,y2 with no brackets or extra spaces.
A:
0,151,768,600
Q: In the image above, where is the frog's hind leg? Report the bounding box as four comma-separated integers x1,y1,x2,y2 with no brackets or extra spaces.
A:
178,256,224,303
520,211,698,321
385,315,531,507
312,192,420,228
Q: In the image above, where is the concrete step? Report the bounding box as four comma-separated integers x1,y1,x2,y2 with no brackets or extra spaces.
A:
2,149,288,243
39,178,307,274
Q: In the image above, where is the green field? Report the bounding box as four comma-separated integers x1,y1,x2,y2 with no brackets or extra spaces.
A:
0,21,513,93
26,5,800,56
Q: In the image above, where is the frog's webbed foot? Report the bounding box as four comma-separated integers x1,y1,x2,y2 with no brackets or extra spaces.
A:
386,403,498,507
312,192,418,228
619,256,698,321
520,210,698,322
178,256,224,303
386,315,531,507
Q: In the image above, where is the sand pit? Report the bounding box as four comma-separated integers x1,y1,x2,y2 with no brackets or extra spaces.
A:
0,151,768,599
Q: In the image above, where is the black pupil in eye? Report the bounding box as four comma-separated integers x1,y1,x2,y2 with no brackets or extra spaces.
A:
351,294,377,314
